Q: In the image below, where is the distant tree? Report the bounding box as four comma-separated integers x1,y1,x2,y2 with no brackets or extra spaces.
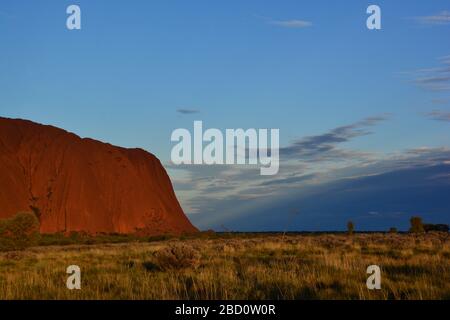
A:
388,227,398,234
347,221,355,235
409,216,425,233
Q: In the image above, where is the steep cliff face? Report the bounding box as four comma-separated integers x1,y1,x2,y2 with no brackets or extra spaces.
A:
0,117,198,235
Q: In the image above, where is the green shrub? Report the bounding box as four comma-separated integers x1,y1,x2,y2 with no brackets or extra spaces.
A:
0,212,41,251
409,216,425,233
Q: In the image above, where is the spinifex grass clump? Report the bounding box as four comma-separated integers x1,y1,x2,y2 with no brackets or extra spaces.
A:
147,244,201,271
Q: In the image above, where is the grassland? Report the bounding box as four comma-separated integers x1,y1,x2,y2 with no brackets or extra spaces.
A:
0,232,449,300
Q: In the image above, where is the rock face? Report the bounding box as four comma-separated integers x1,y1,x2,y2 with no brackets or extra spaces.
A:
0,117,198,235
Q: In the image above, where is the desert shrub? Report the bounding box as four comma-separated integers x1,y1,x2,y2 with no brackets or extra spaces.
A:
146,234,174,242
0,212,40,251
347,221,355,235
148,244,201,271
389,227,398,234
423,224,449,233
409,216,425,233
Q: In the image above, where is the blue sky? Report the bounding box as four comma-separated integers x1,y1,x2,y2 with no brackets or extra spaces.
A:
1,1,450,230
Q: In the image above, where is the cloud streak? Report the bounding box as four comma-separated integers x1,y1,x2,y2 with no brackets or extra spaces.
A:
258,174,316,186
270,19,312,28
279,115,389,161
176,108,200,115
426,110,450,122
405,55,450,92
415,11,450,25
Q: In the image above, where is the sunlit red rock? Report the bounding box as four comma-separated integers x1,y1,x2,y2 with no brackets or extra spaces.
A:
0,117,198,235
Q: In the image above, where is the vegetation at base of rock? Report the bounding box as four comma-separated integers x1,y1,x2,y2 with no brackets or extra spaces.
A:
0,212,40,251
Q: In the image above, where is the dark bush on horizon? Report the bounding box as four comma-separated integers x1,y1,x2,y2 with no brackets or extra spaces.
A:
423,224,449,233
389,227,398,234
0,212,40,251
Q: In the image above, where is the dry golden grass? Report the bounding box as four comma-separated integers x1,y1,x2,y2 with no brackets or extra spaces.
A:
0,232,449,300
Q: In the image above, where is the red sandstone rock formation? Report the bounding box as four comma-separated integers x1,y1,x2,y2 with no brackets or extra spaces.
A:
0,117,198,235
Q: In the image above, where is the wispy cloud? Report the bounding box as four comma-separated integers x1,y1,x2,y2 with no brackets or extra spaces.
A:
404,55,450,92
415,11,450,25
431,98,450,105
176,108,200,115
258,173,316,187
270,19,312,28
280,115,389,161
426,110,450,122
256,14,312,29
